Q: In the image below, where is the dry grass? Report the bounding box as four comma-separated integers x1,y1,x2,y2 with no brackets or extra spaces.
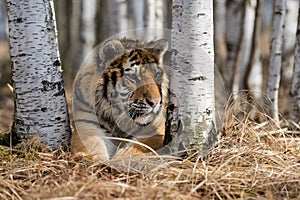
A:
1,93,300,200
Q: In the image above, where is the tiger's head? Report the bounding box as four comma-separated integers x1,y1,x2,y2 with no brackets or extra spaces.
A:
95,39,169,132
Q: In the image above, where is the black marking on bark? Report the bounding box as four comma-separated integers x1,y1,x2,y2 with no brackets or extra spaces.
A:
16,17,23,23
197,13,205,17
206,108,211,116
53,60,60,66
17,53,30,57
188,76,207,81
41,80,65,96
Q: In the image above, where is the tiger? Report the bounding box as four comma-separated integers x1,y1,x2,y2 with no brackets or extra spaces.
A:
71,38,169,161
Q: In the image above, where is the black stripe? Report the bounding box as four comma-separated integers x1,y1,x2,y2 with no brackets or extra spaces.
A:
111,71,117,86
103,73,109,99
120,68,124,76
129,53,138,62
128,50,135,58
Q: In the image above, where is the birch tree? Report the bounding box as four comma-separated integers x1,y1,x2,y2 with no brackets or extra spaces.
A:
169,0,216,154
225,0,246,94
266,0,286,121
243,0,263,94
7,0,70,148
81,0,97,59
96,0,120,42
290,5,300,123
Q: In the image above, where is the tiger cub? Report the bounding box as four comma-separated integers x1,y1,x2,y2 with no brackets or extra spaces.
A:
72,38,169,161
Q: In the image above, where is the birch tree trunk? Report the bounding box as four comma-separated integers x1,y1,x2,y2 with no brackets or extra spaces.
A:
7,0,70,148
289,5,300,123
118,0,128,33
244,0,263,93
266,0,286,121
96,0,119,42
81,0,97,58
169,0,216,154
213,0,227,77
53,0,73,87
225,0,246,94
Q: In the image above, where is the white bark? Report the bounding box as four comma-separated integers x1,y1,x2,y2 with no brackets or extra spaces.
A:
245,0,263,100
237,0,256,92
118,0,128,33
144,0,165,40
266,0,286,121
81,0,96,58
7,0,70,148
289,5,300,123
145,0,155,28
155,0,164,28
128,0,144,38
130,0,144,28
170,0,216,154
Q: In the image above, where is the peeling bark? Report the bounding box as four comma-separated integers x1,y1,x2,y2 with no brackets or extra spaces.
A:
7,0,71,148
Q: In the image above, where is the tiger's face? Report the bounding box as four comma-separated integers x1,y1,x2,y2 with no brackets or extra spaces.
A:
101,44,168,127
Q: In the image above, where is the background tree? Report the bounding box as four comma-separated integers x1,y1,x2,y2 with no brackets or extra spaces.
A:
266,0,286,121
243,0,264,94
290,5,300,123
7,0,70,148
170,0,216,153
224,0,246,95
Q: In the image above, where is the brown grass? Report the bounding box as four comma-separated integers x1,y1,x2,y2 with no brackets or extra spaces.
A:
1,93,300,200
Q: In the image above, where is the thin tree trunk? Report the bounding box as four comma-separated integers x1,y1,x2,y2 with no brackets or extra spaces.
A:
266,0,286,121
289,5,300,123
169,0,216,154
81,0,97,58
0,0,7,40
68,0,83,78
96,0,119,42
243,0,264,92
225,0,246,94
53,0,72,86
7,0,70,148
144,0,155,28
213,0,227,80
118,0,128,33
128,0,144,38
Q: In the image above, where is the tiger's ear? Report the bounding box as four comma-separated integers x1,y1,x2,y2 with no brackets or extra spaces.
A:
99,40,124,61
148,39,168,58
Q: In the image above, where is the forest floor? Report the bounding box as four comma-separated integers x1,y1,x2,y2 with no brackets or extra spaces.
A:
1,94,300,200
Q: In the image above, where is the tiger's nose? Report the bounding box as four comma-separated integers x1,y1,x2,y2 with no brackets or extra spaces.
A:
145,98,160,107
